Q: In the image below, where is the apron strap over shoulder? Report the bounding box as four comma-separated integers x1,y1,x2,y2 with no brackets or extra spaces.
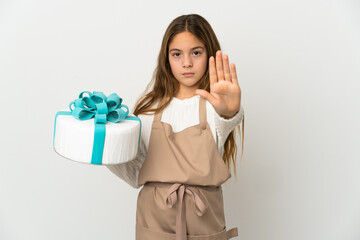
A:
154,107,163,122
199,96,207,124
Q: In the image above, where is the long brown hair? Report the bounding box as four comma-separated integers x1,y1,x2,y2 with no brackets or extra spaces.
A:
133,14,244,178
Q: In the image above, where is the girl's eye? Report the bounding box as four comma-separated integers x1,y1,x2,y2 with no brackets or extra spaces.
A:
172,53,180,57
193,51,201,56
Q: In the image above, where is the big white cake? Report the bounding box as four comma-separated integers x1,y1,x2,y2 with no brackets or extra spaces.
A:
53,91,141,165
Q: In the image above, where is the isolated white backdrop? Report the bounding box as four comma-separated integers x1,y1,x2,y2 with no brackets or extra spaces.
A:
0,0,359,239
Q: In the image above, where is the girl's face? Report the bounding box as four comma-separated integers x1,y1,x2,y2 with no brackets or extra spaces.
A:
168,31,208,97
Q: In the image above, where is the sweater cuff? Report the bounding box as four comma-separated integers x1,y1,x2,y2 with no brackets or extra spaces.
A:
215,105,244,124
214,105,244,150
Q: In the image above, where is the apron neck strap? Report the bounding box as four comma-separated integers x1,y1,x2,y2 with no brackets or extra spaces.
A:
199,96,207,124
154,107,163,122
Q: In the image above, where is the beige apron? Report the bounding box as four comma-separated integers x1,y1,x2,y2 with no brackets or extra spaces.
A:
136,96,239,240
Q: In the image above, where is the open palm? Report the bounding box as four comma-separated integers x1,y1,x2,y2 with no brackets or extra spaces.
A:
196,50,241,119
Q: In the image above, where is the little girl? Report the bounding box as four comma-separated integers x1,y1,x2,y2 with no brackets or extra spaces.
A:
107,13,244,240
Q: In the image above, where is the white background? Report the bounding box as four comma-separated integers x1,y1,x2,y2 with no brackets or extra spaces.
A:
0,0,359,239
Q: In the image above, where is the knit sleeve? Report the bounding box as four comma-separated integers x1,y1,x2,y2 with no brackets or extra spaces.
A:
105,137,146,189
214,105,244,154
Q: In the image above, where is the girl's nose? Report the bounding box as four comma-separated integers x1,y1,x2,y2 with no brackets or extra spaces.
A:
183,55,193,68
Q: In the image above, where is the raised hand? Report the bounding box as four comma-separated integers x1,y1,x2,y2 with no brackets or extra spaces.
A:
195,50,241,119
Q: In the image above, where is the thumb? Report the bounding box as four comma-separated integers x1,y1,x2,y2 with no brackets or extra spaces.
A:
195,89,216,104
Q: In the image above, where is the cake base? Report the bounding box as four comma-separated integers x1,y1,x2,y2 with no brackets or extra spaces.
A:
53,111,141,165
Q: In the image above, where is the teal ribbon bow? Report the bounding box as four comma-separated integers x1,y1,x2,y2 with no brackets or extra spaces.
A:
53,91,142,165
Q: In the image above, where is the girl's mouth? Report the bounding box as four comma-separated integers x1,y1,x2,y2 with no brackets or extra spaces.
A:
183,73,194,77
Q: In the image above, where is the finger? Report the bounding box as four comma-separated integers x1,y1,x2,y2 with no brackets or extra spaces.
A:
223,54,231,82
216,50,224,81
231,63,239,86
209,56,217,84
195,89,217,104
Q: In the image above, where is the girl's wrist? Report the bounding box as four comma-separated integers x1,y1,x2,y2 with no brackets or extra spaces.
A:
220,110,239,119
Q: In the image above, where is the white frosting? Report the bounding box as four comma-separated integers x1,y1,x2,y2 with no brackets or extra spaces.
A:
54,109,141,165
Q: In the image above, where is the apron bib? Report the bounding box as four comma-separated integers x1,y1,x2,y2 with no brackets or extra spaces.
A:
136,96,239,240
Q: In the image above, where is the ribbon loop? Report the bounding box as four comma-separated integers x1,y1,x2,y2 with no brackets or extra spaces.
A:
69,91,128,124
107,93,122,111
96,102,108,115
164,183,208,240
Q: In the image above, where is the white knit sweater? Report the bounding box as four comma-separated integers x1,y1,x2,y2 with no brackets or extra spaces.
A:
106,95,244,189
